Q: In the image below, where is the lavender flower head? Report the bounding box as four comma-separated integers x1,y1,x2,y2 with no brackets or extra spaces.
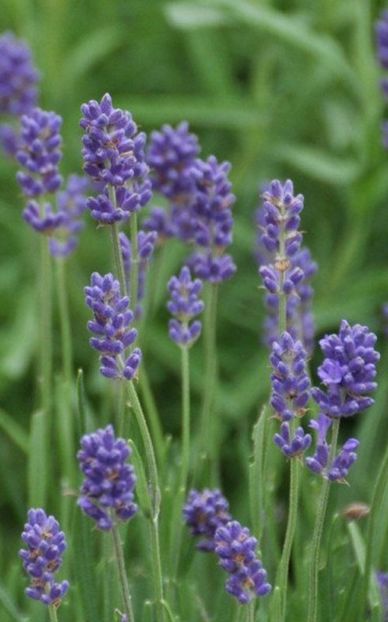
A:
80,93,151,223
306,414,360,482
85,272,141,380
78,425,137,530
167,266,204,346
49,175,89,257
183,489,231,552
312,320,379,418
376,12,388,96
119,229,157,315
188,155,236,283
16,108,63,234
0,33,39,117
214,520,271,604
19,509,69,606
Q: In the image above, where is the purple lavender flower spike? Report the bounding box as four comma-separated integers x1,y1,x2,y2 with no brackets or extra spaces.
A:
85,272,141,380
183,488,231,552
167,266,204,346
143,205,175,240
119,229,157,315
147,121,200,202
214,520,271,604
16,108,62,196
0,33,39,117
270,332,311,422
312,320,379,418
188,155,236,282
49,175,89,257
305,414,331,475
80,93,151,224
19,509,69,607
78,425,137,530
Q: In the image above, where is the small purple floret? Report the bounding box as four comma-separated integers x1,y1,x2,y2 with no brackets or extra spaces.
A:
214,521,271,604
78,425,137,530
19,509,69,607
183,489,231,552
167,266,204,346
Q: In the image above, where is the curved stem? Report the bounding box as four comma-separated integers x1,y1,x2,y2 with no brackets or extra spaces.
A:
40,237,52,415
307,418,340,622
55,259,73,385
129,213,139,312
112,523,135,622
126,381,165,622
275,457,300,620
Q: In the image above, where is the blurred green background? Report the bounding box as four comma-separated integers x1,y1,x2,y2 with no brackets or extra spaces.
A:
0,0,388,617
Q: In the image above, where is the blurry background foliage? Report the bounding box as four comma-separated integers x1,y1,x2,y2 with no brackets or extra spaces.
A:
0,0,388,594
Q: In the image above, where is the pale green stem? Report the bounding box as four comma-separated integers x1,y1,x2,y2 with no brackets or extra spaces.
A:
55,259,73,385
247,600,256,622
129,212,139,312
127,381,165,622
40,236,52,415
275,456,300,620
139,367,164,466
180,345,190,491
307,418,340,622
48,605,59,622
111,221,127,297
199,283,218,478
112,523,135,622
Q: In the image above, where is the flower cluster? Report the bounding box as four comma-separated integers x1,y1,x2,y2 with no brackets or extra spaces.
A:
183,489,231,551
49,175,89,258
0,32,39,156
257,180,317,349
305,414,359,482
80,93,151,223
119,229,157,315
270,332,311,457
77,425,137,530
312,320,379,419
85,272,141,380
167,266,204,346
19,509,69,606
16,107,64,233
214,521,271,604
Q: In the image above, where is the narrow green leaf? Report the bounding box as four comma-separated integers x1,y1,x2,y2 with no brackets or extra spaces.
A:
0,581,27,622
28,411,49,508
76,369,88,436
249,406,269,539
0,409,28,453
129,439,152,517
72,509,100,622
166,3,228,28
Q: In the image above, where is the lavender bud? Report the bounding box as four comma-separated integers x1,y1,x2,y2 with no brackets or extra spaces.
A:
119,230,157,315
19,509,69,606
183,489,231,552
167,266,204,346
77,425,137,530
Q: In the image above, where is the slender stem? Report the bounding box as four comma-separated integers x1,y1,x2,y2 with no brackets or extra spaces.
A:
112,523,135,622
247,600,256,622
199,283,218,477
40,237,52,415
48,605,59,622
307,418,340,622
126,381,165,622
180,345,190,491
139,367,164,466
55,259,73,385
129,212,139,312
111,222,127,297
275,456,300,620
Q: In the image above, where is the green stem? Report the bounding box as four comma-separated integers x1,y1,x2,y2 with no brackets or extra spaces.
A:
48,605,59,622
40,237,52,415
129,213,139,313
247,600,255,622
55,258,72,385
307,418,340,622
359,443,388,620
112,523,135,622
111,221,127,297
199,283,218,478
275,457,300,620
180,345,190,491
139,367,164,466
126,381,165,622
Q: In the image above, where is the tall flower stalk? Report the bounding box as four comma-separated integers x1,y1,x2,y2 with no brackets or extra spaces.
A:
306,321,379,622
